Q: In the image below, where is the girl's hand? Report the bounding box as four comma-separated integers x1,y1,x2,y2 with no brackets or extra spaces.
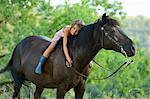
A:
67,57,73,65
66,58,73,67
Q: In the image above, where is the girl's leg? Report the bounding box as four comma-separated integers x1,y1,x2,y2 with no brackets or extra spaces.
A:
43,41,57,57
35,41,57,74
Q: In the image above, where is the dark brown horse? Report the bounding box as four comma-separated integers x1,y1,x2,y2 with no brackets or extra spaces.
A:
0,14,135,99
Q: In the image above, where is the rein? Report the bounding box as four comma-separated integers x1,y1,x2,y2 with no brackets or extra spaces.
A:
70,67,87,79
92,59,134,80
70,58,134,80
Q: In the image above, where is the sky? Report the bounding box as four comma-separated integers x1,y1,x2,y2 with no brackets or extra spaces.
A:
50,0,150,18
122,0,150,18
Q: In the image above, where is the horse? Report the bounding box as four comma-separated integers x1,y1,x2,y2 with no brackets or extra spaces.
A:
0,13,135,99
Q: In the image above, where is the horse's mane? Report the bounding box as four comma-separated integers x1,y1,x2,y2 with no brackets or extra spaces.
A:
102,17,120,27
73,24,94,48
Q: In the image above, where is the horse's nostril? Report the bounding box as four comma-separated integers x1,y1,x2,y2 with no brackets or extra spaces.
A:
126,46,136,57
131,46,135,55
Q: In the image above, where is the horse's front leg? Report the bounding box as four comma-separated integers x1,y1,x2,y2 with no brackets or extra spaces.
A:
57,88,65,99
34,86,44,99
57,84,71,99
74,80,85,99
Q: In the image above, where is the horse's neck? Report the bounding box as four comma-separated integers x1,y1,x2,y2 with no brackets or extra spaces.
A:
72,24,102,72
73,46,100,72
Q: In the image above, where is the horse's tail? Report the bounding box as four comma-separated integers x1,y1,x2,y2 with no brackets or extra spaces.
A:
0,58,12,74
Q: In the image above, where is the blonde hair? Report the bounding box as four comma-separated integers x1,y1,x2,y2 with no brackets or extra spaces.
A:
70,19,85,29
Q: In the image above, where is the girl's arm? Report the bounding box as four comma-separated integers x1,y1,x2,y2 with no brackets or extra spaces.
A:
63,27,73,65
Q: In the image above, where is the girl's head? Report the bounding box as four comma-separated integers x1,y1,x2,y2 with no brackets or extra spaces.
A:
70,20,85,36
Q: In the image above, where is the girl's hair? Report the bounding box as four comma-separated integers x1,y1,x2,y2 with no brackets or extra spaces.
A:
70,19,85,29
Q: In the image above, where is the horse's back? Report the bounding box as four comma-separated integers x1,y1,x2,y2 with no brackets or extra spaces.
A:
21,36,51,48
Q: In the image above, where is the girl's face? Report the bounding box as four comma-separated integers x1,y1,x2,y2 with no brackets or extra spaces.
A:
70,24,80,36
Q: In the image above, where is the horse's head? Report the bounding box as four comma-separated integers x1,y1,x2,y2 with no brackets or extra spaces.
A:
97,13,135,57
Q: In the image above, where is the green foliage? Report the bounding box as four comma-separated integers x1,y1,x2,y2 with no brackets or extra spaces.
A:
87,47,150,98
0,0,150,98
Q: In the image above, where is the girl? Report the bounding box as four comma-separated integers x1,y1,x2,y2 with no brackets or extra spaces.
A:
35,20,85,74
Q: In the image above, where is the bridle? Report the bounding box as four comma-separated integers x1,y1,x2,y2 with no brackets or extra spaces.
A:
71,23,134,80
100,26,127,56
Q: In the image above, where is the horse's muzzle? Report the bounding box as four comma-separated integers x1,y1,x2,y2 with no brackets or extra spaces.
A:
126,44,136,57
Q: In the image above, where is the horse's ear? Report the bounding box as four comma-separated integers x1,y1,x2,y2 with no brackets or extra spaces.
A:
102,13,109,25
102,13,106,19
